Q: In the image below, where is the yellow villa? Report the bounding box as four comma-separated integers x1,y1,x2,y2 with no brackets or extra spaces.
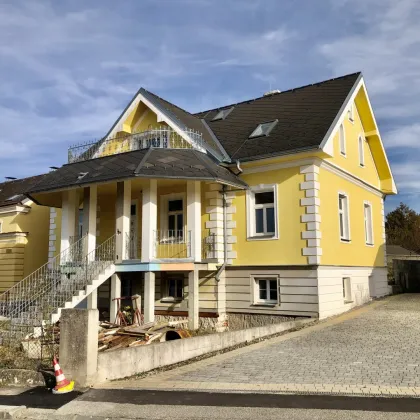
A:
0,72,396,335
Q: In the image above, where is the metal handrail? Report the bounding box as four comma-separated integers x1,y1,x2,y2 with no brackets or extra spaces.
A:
68,128,205,163
0,235,116,342
154,230,191,259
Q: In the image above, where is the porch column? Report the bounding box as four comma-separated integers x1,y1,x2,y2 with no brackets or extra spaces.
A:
188,269,199,330
141,179,157,262
110,273,121,323
144,272,155,323
187,181,201,262
115,180,131,263
83,185,98,309
60,189,78,253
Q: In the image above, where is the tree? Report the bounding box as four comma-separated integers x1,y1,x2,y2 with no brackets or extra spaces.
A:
386,203,420,252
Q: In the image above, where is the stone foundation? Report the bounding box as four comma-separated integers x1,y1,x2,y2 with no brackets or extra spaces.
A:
227,313,303,331
155,315,220,332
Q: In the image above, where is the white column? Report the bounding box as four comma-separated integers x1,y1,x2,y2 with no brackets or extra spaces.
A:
60,189,78,253
144,271,155,323
110,273,121,323
115,180,131,263
188,269,199,330
87,289,97,310
141,179,157,262
82,185,97,259
187,181,202,262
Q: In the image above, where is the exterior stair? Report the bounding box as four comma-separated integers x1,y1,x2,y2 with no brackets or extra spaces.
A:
0,234,116,343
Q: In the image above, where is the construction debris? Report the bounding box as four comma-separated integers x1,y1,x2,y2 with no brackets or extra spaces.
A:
97,320,191,352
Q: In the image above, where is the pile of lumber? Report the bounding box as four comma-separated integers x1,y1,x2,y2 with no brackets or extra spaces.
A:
98,320,190,352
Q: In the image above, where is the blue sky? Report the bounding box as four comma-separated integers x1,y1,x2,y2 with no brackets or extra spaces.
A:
0,0,419,213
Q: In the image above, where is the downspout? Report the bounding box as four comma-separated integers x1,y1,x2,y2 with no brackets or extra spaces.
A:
215,184,228,282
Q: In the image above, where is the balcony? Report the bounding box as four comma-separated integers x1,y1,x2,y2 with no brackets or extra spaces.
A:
68,128,205,164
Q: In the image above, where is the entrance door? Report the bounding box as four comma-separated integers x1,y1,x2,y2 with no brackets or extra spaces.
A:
130,201,138,259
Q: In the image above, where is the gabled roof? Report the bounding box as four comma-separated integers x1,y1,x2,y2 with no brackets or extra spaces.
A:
196,72,361,161
26,149,247,195
0,175,46,207
386,245,419,256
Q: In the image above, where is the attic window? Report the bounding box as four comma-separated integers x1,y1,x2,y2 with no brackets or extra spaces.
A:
212,107,234,121
6,194,21,201
249,120,278,139
77,172,88,180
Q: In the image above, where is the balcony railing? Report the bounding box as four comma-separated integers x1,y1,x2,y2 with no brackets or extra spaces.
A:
68,128,205,164
154,230,191,260
202,233,217,260
125,232,141,260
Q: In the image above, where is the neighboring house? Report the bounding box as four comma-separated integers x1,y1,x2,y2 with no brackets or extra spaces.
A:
386,244,420,284
0,175,52,292
1,71,397,335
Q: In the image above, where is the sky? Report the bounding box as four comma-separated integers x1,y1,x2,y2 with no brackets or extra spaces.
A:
0,0,419,213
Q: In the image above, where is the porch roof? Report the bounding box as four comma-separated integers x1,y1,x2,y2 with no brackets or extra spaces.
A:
26,148,247,194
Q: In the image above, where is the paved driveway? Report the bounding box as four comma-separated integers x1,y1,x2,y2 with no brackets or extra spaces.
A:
101,295,420,397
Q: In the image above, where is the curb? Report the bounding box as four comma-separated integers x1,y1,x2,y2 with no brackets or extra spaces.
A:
0,405,25,419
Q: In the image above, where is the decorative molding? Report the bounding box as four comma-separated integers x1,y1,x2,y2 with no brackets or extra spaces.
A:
0,205,30,215
300,166,322,265
0,232,27,244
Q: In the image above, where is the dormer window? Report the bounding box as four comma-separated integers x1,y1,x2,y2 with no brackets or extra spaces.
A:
249,120,278,139
212,107,234,121
6,195,21,201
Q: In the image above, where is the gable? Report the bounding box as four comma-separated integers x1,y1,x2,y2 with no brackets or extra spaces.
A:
320,77,397,195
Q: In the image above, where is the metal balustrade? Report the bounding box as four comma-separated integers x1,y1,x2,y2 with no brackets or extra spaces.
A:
125,232,141,260
154,230,191,259
68,128,205,163
202,233,217,260
0,234,116,344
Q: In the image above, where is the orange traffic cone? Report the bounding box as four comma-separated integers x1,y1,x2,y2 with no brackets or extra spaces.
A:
52,357,74,394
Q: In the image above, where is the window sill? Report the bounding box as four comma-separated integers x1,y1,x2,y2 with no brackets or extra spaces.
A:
365,242,374,247
340,152,347,158
252,302,277,308
160,297,182,303
340,238,351,243
344,300,354,304
247,235,278,242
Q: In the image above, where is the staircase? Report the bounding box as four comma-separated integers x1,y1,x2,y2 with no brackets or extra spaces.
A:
0,235,116,343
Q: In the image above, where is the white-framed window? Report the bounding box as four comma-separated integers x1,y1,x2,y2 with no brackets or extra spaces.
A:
0,221,2,233
249,120,278,139
342,277,352,302
348,103,354,123
339,123,346,156
160,193,186,242
162,274,184,301
338,193,350,241
252,276,280,305
246,184,278,240
358,135,365,167
364,202,373,245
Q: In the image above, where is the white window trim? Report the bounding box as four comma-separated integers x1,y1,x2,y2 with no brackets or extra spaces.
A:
338,192,351,243
0,220,2,234
342,277,352,303
339,123,346,157
160,192,187,241
358,134,365,168
348,103,355,124
161,274,184,302
246,184,278,241
363,201,374,246
250,274,280,306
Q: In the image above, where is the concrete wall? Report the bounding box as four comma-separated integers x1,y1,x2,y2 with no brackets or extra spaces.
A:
96,318,314,382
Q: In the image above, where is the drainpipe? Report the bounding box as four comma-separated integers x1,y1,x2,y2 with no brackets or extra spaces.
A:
215,185,228,282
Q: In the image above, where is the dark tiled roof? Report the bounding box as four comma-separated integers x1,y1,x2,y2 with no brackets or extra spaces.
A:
195,72,361,161
141,89,226,159
27,149,246,194
0,175,47,207
386,245,419,256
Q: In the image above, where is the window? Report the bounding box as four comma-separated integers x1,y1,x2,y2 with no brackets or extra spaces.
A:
339,124,346,155
212,107,234,121
163,275,184,301
5,194,21,202
0,221,2,233
256,278,278,304
168,199,184,240
249,120,278,139
364,203,373,245
247,185,278,239
338,194,350,241
348,103,354,122
342,277,352,302
358,135,365,167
